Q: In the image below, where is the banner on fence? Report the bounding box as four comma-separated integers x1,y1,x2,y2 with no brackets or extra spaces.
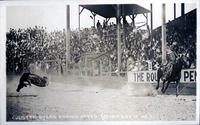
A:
127,69,196,83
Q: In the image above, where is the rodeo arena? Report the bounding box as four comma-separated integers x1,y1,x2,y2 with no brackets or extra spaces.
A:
6,4,197,121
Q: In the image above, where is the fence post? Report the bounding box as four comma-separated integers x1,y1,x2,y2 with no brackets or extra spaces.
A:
66,5,71,73
162,4,166,64
117,4,121,73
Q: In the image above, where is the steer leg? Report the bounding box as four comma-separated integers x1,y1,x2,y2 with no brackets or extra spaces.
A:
27,80,32,87
161,80,166,93
24,80,31,87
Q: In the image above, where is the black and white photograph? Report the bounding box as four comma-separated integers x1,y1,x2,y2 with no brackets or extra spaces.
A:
1,0,199,124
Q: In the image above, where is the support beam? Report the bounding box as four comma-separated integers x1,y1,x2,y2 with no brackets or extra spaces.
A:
90,12,96,28
78,6,85,31
122,15,126,51
66,5,70,72
128,15,132,20
142,13,148,19
150,3,153,32
94,15,96,28
174,3,176,19
79,7,84,15
142,13,149,31
133,14,137,19
162,4,166,64
78,6,84,30
131,14,137,28
106,18,110,24
146,13,148,27
181,3,185,17
132,15,135,28
78,5,80,31
117,4,121,72
123,16,126,24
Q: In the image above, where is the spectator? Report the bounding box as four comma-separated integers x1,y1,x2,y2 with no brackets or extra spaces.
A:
96,20,101,29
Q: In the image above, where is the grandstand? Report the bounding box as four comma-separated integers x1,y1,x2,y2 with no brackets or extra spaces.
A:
6,5,196,77
69,8,196,76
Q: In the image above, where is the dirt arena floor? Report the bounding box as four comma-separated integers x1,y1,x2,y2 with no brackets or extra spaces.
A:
7,74,196,121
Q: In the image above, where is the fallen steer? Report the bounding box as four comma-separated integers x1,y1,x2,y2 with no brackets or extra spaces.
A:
16,72,49,92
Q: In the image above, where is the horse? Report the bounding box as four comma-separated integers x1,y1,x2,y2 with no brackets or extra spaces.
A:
16,72,49,92
156,54,187,96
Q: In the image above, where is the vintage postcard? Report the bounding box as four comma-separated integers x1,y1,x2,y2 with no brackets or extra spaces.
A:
0,0,199,124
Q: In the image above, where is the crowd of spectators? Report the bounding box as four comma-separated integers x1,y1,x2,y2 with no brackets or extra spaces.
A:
6,26,66,74
70,19,150,72
70,9,196,72
6,9,196,75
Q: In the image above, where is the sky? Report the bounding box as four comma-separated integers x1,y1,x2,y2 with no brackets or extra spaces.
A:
6,3,196,32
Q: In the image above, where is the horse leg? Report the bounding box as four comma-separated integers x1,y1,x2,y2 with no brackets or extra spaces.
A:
163,81,170,93
176,81,179,97
161,80,166,93
156,69,161,90
156,78,160,90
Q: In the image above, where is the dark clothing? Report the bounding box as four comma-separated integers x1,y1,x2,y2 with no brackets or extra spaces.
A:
167,49,177,64
19,73,31,85
161,49,178,81
96,21,101,29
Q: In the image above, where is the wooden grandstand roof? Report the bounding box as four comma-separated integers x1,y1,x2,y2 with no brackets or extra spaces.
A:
80,4,150,18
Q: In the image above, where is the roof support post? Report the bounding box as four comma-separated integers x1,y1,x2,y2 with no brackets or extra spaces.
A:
174,3,176,19
162,4,166,64
117,4,121,72
106,18,110,24
146,13,148,26
181,3,185,17
78,5,80,39
90,11,96,28
122,15,126,45
146,13,149,32
142,13,148,23
78,6,84,31
78,5,80,31
66,5,70,72
131,14,137,28
123,16,126,23
150,3,153,32
92,13,96,28
142,13,149,31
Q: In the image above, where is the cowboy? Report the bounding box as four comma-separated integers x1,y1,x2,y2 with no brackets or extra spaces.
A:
167,42,178,64
161,42,178,80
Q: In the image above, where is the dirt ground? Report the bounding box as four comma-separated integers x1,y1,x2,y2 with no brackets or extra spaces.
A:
6,74,196,121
